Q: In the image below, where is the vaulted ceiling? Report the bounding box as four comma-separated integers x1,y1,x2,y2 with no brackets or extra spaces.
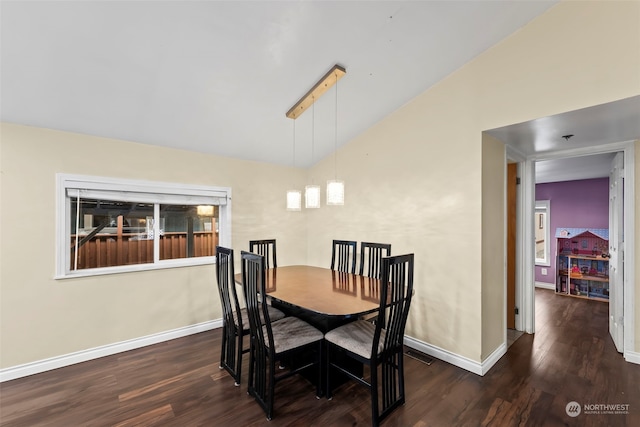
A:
2,1,638,183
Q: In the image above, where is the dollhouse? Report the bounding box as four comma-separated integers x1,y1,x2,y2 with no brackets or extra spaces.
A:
555,228,609,301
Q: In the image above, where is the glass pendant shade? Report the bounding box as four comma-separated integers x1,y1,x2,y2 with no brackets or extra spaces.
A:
305,185,321,209
326,180,345,205
286,190,302,211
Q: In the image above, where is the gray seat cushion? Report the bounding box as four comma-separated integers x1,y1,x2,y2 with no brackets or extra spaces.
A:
324,320,386,360
235,305,285,331
263,317,324,354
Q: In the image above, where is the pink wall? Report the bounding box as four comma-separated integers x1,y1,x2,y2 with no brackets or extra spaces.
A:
535,178,609,283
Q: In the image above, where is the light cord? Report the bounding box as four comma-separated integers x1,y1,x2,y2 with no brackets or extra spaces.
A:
334,72,338,179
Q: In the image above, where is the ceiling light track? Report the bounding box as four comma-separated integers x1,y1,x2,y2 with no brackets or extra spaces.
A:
286,64,346,119
286,63,347,210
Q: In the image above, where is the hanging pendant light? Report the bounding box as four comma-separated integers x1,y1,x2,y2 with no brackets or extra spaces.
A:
305,184,320,208
286,64,346,209
287,190,302,211
327,70,344,206
286,120,301,211
326,180,344,205
305,97,321,209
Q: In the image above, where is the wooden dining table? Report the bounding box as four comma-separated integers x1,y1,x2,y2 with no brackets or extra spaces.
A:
235,265,381,332
234,265,383,394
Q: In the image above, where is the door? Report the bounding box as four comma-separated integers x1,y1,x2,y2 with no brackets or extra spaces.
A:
507,163,517,329
609,152,624,353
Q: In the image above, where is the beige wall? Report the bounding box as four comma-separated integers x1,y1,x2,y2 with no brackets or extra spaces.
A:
1,0,639,372
481,134,506,359
306,0,640,362
0,124,307,368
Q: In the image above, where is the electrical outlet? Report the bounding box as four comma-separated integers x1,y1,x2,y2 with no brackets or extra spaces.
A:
541,268,548,275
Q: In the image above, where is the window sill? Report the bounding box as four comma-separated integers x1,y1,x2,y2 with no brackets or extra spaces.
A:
54,256,216,280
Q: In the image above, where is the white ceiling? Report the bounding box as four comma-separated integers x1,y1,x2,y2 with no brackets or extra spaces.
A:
534,154,617,184
1,0,557,167
2,1,638,183
487,95,640,183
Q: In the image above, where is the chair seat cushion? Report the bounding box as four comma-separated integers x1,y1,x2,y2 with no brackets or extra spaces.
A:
324,320,386,360
265,317,324,354
235,305,285,331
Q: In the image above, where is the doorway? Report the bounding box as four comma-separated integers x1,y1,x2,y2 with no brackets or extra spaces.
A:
533,170,612,342
489,96,639,360
517,143,635,358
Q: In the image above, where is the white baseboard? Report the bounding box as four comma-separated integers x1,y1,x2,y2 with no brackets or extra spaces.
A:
5,320,631,383
480,342,508,375
535,281,555,290
624,350,640,365
0,319,222,383
404,335,506,376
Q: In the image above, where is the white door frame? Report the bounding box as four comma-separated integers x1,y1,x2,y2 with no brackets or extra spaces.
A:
506,146,533,333
609,152,624,352
519,140,635,360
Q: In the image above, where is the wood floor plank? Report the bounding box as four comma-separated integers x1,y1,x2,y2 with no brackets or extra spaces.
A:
112,404,175,427
1,289,638,426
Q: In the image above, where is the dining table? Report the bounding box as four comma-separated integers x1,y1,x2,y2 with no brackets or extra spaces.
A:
235,265,381,332
234,265,383,394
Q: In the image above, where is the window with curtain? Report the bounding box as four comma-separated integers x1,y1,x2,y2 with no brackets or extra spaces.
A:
57,174,231,278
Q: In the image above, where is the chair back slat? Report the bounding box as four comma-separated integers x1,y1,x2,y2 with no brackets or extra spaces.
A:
241,251,275,352
216,246,246,384
216,246,241,332
331,239,357,274
249,239,277,269
373,254,414,356
359,242,391,279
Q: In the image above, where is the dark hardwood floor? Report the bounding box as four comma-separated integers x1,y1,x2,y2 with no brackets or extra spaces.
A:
1,289,639,426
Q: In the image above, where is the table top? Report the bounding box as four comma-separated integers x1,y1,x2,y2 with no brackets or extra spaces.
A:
235,265,381,317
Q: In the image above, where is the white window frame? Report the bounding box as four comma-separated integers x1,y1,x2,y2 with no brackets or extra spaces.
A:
56,173,232,279
534,199,551,267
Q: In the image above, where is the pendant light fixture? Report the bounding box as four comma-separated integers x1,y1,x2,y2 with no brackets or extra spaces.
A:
286,119,301,211
305,97,321,209
285,64,346,210
305,185,321,209
326,69,344,206
285,65,346,120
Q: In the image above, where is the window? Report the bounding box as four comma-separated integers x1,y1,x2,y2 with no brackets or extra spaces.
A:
535,200,550,266
57,174,231,278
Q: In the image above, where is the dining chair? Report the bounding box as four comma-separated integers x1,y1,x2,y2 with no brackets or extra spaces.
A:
325,253,414,427
249,239,277,269
330,239,357,274
241,251,324,421
359,242,391,279
215,246,285,386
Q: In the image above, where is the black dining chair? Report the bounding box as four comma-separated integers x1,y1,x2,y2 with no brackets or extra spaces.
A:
359,242,391,279
330,239,357,274
241,251,324,421
215,246,285,386
249,239,277,269
325,253,414,427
